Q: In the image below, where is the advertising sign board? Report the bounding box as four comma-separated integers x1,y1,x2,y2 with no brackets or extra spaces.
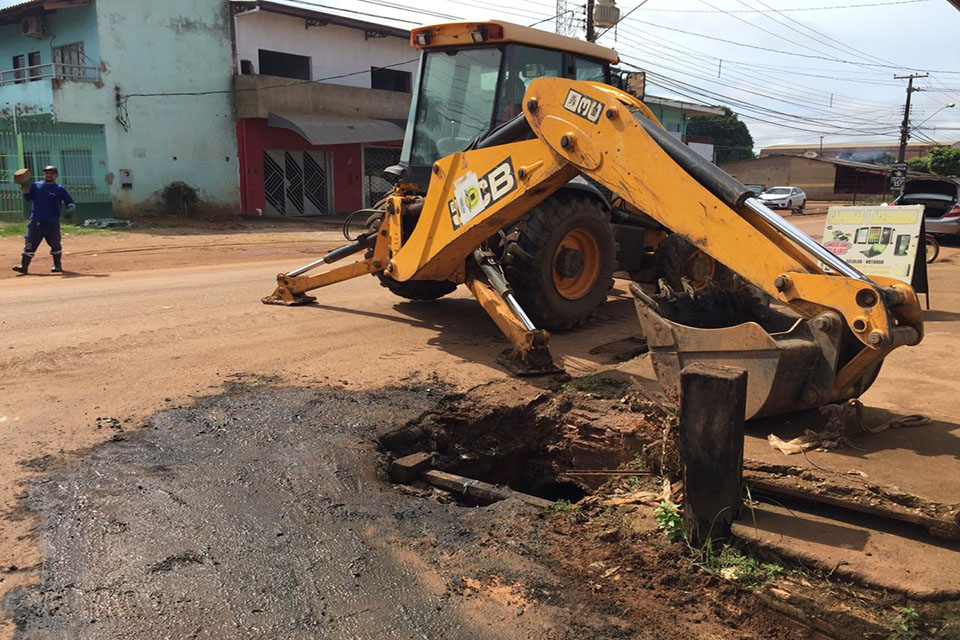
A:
820,205,924,285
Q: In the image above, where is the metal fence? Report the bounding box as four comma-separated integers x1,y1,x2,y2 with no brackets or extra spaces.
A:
0,127,110,223
364,145,402,208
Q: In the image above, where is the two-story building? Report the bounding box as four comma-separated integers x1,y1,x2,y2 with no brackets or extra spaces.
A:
0,0,238,219
641,95,723,162
230,0,416,216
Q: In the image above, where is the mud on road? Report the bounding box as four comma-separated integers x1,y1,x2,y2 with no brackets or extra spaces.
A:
3,381,810,640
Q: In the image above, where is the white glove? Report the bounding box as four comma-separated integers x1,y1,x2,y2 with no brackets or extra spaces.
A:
66,203,77,212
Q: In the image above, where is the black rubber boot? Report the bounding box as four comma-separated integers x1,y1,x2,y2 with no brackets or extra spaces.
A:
12,255,31,275
51,254,63,273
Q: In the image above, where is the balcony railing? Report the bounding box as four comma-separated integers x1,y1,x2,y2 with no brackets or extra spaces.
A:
0,63,100,87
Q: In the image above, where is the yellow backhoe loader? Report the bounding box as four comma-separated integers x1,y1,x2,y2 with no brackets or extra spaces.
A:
264,21,923,419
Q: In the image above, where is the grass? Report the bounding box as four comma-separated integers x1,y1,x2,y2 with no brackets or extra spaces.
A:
652,498,784,588
549,499,575,512
700,545,784,587
0,221,117,238
888,607,921,640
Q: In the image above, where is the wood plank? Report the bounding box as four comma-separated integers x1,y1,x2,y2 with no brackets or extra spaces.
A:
422,470,554,508
680,363,747,547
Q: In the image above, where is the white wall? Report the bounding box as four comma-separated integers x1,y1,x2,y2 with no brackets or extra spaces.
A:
234,10,417,88
94,0,238,212
688,141,715,162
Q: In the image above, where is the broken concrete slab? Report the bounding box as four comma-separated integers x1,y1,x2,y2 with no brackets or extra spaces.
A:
734,501,960,601
389,452,434,483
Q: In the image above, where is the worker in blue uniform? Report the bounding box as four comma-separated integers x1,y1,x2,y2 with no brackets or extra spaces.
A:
13,165,76,275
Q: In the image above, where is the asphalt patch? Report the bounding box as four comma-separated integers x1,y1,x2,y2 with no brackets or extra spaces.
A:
5,383,582,639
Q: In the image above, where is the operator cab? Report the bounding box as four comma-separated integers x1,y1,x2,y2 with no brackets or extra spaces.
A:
397,21,619,191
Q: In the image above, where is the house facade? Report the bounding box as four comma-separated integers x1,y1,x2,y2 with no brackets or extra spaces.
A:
231,1,415,216
641,95,723,161
0,0,238,220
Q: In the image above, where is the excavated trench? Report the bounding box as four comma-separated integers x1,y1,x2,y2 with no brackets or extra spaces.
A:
377,378,677,504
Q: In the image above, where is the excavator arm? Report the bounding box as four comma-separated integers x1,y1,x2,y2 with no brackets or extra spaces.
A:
266,77,922,417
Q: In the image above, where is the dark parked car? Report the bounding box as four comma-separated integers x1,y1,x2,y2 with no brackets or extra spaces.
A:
893,178,960,236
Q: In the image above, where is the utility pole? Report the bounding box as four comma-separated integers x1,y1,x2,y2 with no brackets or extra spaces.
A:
819,136,824,156
586,0,595,41
895,73,928,163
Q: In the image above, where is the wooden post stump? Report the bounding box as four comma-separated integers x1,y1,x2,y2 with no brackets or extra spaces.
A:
679,363,747,548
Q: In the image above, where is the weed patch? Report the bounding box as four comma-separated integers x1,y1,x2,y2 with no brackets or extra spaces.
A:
887,607,920,640
0,222,116,238
653,501,684,542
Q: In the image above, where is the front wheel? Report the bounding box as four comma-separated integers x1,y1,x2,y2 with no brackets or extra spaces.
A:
502,194,616,331
925,234,940,264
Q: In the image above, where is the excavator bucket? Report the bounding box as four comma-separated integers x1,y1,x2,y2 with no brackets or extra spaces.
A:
630,283,878,420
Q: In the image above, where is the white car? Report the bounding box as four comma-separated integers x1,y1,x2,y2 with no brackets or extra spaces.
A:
757,186,806,213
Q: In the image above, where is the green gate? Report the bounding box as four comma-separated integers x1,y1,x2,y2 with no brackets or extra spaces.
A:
0,119,112,223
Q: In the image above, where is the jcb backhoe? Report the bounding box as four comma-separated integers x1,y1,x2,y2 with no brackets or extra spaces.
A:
264,20,923,419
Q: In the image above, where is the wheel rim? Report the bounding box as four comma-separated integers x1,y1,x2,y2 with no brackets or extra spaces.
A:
552,228,602,300
683,249,716,290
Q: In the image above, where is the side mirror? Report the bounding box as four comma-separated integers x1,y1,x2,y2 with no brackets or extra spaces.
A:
382,164,407,185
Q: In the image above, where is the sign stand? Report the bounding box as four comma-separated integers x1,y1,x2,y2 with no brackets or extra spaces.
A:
913,217,929,309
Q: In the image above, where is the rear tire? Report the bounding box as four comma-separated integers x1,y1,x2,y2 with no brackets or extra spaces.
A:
502,193,616,331
376,275,457,301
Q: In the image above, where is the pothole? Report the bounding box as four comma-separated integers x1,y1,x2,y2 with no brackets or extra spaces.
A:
378,377,678,505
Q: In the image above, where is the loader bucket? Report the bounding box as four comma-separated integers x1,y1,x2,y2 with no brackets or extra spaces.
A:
629,283,878,419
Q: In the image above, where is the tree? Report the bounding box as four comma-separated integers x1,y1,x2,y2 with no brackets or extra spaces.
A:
876,151,896,166
927,146,960,176
686,107,755,164
906,156,930,173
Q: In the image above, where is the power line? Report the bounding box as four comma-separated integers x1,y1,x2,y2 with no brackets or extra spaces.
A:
641,0,931,12
609,26,900,111
618,37,895,122
626,18,960,74
636,65,901,136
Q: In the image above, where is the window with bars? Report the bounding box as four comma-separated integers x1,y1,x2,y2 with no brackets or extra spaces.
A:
364,146,402,207
62,149,94,185
53,42,85,79
23,150,51,177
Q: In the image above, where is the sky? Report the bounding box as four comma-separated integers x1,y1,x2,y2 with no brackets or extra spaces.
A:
3,0,958,151
331,0,960,150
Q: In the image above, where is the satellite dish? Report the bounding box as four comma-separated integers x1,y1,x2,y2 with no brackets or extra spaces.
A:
803,151,818,158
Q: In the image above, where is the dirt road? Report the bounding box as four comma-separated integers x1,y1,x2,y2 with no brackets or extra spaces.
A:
0,223,643,638
1,217,957,637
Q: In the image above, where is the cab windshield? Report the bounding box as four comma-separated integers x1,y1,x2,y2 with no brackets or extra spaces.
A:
403,44,609,167
407,47,503,166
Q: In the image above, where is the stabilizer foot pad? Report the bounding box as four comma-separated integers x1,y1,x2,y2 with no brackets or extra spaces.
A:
496,348,564,377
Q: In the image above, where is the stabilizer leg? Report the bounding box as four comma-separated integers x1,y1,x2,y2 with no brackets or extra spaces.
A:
464,277,560,376
262,258,383,305
262,229,384,305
